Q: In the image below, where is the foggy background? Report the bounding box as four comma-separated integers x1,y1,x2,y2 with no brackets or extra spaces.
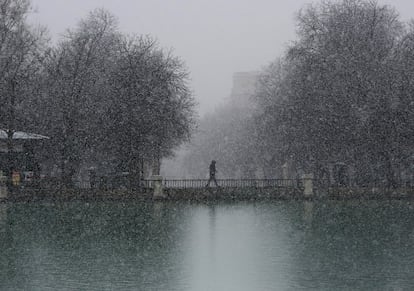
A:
29,0,414,116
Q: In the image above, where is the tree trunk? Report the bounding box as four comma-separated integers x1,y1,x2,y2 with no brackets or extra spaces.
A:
6,129,14,192
6,81,16,192
383,153,396,189
154,146,161,176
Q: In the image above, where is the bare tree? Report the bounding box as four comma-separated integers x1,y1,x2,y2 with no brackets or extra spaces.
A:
39,9,119,186
0,0,47,189
254,0,411,185
107,35,195,188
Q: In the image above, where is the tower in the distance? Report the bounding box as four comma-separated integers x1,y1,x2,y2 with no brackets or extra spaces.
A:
229,71,260,108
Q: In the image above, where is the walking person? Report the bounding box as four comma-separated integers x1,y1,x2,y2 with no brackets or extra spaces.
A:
206,160,219,187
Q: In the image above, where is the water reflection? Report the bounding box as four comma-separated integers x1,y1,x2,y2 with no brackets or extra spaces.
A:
0,201,413,290
303,201,314,224
191,203,295,291
293,201,414,290
0,202,191,290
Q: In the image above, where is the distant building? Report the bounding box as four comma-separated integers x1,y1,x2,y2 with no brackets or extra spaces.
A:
229,71,260,107
228,71,263,178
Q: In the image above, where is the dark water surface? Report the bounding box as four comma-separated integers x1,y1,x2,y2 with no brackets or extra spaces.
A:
0,200,413,290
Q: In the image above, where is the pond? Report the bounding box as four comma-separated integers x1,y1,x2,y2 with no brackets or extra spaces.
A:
0,200,413,290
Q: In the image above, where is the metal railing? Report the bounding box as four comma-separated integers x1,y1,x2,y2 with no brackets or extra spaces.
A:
68,178,301,190
162,179,301,189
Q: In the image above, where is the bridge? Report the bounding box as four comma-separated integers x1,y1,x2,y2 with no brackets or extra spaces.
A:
142,176,319,200
143,178,305,200
151,178,301,189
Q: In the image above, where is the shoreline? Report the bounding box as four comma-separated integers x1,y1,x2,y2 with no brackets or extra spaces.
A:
0,187,413,203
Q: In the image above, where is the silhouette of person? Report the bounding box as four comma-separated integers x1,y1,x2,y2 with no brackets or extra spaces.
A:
206,160,219,187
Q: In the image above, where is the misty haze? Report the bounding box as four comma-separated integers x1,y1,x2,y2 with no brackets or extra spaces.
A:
0,0,413,290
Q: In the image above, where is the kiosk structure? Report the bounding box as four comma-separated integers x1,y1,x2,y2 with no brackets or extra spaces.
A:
0,129,49,187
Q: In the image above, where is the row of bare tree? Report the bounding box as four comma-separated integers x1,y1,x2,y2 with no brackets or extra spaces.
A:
0,0,196,187
183,0,413,186
255,0,414,186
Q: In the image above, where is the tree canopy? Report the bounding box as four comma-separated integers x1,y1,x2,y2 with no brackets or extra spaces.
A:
0,3,196,187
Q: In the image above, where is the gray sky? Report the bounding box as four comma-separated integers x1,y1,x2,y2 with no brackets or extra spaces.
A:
29,0,414,116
